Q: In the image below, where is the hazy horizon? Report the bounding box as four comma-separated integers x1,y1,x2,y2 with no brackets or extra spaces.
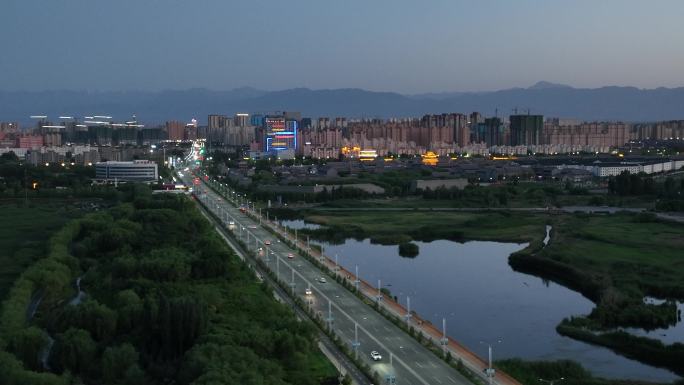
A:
3,80,684,96
2,0,684,93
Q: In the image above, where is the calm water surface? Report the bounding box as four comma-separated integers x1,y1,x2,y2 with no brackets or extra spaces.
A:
623,298,684,345
311,236,681,382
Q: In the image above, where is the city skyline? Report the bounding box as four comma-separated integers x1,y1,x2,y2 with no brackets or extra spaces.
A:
2,0,684,93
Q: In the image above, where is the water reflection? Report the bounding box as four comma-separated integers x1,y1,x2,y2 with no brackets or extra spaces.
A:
623,298,684,345
281,219,321,230
321,238,680,382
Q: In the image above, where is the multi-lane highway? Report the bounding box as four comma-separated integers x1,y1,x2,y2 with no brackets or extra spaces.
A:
192,198,371,385
182,172,475,385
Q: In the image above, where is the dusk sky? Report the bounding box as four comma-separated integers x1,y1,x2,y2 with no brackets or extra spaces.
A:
2,0,683,93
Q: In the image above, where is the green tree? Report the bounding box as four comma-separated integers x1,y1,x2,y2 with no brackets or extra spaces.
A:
9,327,47,371
58,300,118,342
102,343,142,385
52,328,96,376
114,290,143,333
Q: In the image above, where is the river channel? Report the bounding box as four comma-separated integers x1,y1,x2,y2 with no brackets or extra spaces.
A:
282,220,681,382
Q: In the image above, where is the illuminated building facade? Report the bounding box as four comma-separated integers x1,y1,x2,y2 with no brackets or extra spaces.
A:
358,149,377,162
421,151,439,166
264,116,297,155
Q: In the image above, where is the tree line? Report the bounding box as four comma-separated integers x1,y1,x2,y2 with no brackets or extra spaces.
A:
0,187,333,384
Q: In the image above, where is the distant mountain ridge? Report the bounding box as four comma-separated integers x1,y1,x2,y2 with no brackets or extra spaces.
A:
2,82,684,125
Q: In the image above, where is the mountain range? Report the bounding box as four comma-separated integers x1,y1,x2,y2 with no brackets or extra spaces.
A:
2,82,684,126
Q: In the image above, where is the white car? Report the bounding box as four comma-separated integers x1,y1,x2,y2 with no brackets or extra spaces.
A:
370,351,382,361
265,240,271,245
305,288,313,296
287,253,294,259
318,277,327,283
248,225,257,229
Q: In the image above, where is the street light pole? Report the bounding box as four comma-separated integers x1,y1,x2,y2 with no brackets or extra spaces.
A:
352,322,360,359
405,296,412,326
480,339,502,384
441,318,448,355
327,299,334,329
376,279,382,302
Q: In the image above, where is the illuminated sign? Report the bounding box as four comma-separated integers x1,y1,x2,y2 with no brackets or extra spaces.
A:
265,118,297,152
359,149,377,161
422,151,439,166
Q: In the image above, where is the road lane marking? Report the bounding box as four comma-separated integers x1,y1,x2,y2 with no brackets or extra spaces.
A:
196,184,445,385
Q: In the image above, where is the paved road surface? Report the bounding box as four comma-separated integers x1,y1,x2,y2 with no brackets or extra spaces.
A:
185,175,479,385
195,204,370,385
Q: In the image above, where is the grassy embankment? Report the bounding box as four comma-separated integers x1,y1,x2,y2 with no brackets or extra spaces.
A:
496,358,681,385
294,208,684,379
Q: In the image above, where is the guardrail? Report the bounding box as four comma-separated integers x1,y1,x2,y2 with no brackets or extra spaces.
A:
202,176,522,385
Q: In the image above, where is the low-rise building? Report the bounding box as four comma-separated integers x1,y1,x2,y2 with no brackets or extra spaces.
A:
95,160,158,182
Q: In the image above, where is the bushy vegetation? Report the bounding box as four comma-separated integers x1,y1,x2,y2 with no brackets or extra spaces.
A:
496,358,679,385
608,171,684,211
557,321,684,376
397,242,419,258
0,188,333,384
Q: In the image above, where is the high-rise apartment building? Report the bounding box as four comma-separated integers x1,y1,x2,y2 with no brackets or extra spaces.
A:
235,113,249,128
510,115,544,146
165,121,185,141
484,117,505,146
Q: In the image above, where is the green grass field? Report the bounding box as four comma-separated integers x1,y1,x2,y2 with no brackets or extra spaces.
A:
542,213,684,301
0,201,84,301
305,210,547,244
